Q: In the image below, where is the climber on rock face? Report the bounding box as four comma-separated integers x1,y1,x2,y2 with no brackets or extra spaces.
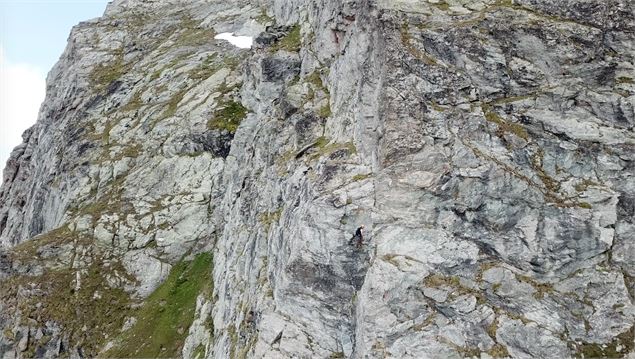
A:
352,225,365,248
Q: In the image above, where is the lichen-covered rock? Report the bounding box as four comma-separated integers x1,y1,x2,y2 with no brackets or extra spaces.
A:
0,0,633,358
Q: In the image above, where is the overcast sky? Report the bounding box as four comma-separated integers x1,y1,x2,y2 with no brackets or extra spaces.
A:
0,0,109,175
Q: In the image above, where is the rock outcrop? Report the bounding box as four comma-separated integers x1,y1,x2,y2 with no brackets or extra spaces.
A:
0,0,633,358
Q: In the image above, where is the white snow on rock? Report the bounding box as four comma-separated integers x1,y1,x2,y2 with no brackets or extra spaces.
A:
214,32,252,49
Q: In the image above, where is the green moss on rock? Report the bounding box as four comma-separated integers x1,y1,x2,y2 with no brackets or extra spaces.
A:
317,103,332,118
255,10,275,25
89,49,131,92
175,17,216,48
10,225,77,262
307,137,357,161
576,326,634,358
121,91,144,112
189,54,221,80
271,25,301,52
352,173,372,182
488,343,510,357
162,87,189,119
306,71,328,94
259,209,283,231
515,274,554,299
1,229,136,357
193,343,206,359
207,100,248,133
482,104,529,140
400,24,438,66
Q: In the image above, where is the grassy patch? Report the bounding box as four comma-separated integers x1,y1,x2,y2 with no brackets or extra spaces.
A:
3,329,15,341
576,326,634,358
275,149,297,176
193,344,206,358
574,179,599,192
616,76,634,84
10,225,76,262
271,25,301,52
90,50,128,92
1,235,135,357
304,69,330,104
207,100,248,133
227,323,239,357
424,273,462,288
456,346,481,357
121,91,144,112
150,52,193,81
488,343,510,357
121,143,143,158
106,252,213,358
433,1,451,11
101,120,118,144
400,24,438,66
484,315,511,358
189,54,221,80
315,136,330,149
529,149,559,193
306,71,328,94
259,209,282,231
317,103,332,118
486,315,499,340
307,137,357,161
482,104,529,140
175,17,216,48
256,10,275,25
235,328,257,359
222,55,243,70
216,81,241,96
428,101,447,112
352,173,372,182
515,274,554,299
110,143,143,161
161,87,189,119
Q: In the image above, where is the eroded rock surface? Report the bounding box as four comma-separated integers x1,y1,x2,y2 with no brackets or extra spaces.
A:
0,0,633,358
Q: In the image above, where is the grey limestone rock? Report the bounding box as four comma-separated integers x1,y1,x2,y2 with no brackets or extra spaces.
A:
0,0,633,357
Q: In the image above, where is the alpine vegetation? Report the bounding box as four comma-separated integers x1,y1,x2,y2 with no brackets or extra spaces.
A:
0,0,633,358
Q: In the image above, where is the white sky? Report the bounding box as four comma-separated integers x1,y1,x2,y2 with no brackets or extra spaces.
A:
214,33,253,49
0,46,45,171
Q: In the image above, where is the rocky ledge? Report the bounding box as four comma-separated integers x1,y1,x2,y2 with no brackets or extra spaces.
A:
0,0,633,358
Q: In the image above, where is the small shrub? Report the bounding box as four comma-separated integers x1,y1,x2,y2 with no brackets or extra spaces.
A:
317,103,332,118
271,25,301,52
207,101,248,133
352,173,372,181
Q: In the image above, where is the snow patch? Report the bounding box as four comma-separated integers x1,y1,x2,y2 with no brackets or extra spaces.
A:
214,33,253,49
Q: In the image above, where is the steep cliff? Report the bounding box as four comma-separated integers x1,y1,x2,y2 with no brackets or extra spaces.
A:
1,0,634,358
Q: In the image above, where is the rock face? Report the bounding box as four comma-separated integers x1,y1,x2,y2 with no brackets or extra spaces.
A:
0,0,634,358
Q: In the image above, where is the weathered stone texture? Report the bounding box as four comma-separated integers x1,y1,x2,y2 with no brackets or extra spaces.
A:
0,0,633,358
